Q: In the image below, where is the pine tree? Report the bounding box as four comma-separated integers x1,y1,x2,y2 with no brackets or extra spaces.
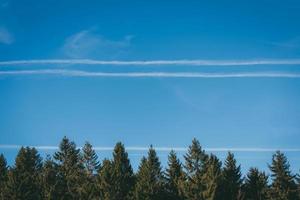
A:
82,142,100,175
296,173,300,200
243,167,269,200
98,159,114,200
165,150,185,200
134,146,166,200
201,154,223,200
269,151,298,200
41,155,61,199
110,142,135,200
81,142,100,199
183,138,208,200
3,147,42,200
0,154,8,199
222,152,243,200
53,136,85,200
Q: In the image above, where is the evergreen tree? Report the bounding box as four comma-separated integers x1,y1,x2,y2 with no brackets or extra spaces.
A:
183,138,208,200
134,146,166,200
41,155,61,199
222,152,243,200
0,154,8,199
3,147,42,200
111,142,135,200
82,142,100,175
53,136,84,200
269,151,298,200
201,154,223,200
165,150,185,200
81,142,100,199
98,159,114,200
243,167,269,200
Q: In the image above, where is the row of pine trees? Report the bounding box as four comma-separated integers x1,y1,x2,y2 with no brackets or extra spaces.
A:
0,137,299,200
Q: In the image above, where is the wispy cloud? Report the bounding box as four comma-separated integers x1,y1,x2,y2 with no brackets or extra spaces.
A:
0,144,300,152
61,29,133,59
0,69,300,78
1,59,300,66
0,27,14,45
266,36,300,49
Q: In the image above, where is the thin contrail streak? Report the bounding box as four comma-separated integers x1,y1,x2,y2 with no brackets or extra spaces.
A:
0,69,300,78
0,145,300,152
1,59,300,66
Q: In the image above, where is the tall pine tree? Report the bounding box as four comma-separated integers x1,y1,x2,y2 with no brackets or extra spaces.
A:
41,155,61,199
81,142,100,199
269,151,298,200
165,150,185,200
243,167,269,200
134,146,166,200
201,154,223,200
3,147,42,200
111,142,134,200
0,154,8,199
222,152,243,200
98,159,114,200
53,136,84,200
183,138,208,200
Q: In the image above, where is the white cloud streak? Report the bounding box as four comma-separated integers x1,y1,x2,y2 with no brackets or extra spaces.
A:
0,144,300,152
61,30,133,58
1,59,300,66
0,69,300,78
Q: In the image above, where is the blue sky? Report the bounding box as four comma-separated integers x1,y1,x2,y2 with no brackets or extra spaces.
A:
1,0,300,173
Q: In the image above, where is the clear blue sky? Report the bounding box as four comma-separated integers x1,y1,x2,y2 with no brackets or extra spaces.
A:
1,0,300,173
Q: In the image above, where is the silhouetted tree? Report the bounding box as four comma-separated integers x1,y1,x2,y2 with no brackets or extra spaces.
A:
98,159,114,200
201,154,223,200
41,155,61,199
165,150,185,200
183,138,208,200
53,136,84,200
111,142,135,200
269,151,298,200
81,142,100,199
243,167,269,200
4,147,42,200
222,152,243,200
134,146,166,200
0,154,8,199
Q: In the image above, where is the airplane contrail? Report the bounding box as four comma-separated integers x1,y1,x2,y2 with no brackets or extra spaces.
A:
0,59,300,66
0,69,300,78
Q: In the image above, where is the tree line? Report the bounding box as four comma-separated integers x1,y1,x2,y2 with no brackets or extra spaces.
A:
0,137,299,200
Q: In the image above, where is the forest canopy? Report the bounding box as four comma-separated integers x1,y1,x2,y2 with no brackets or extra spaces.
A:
0,137,299,200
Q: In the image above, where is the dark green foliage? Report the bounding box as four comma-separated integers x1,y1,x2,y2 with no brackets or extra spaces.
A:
4,147,42,200
81,142,100,199
53,136,84,199
2,137,300,200
243,167,269,200
82,142,100,175
183,138,208,200
98,159,114,200
111,142,135,200
269,151,298,200
222,152,243,200
0,154,8,198
201,154,223,200
165,150,185,200
40,156,61,199
134,146,166,200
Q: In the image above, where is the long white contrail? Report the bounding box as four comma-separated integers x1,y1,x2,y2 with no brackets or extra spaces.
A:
0,144,300,152
0,69,300,78
1,59,300,66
